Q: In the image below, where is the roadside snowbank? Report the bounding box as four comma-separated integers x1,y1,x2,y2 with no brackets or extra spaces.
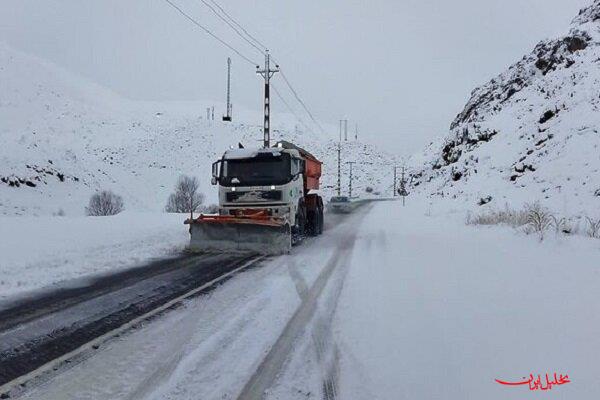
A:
334,198,600,399
0,212,189,301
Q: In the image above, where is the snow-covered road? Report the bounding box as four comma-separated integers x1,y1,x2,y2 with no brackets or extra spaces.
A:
16,209,361,400
13,199,600,399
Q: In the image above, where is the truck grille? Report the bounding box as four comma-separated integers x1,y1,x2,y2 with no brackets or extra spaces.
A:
260,190,282,201
226,190,282,202
226,191,245,202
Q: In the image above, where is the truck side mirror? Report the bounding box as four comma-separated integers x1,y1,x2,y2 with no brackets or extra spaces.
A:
211,161,221,185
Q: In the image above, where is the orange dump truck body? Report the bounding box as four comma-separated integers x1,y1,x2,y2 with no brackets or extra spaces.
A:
275,140,322,192
304,156,322,191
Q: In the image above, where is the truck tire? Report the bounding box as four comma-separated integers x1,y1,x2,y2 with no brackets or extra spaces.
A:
317,204,324,235
306,210,318,237
304,194,323,237
294,199,307,236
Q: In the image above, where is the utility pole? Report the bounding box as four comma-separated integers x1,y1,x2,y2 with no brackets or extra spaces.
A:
337,142,341,196
211,106,214,120
346,161,356,198
399,165,409,206
393,166,398,197
223,57,232,122
344,120,348,141
339,119,348,142
355,123,358,141
256,50,279,148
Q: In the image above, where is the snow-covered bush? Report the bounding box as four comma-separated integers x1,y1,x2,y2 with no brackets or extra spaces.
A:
86,190,124,216
466,205,528,228
53,208,66,217
550,215,568,235
200,203,219,214
524,202,553,240
165,175,204,214
465,203,598,242
586,217,600,238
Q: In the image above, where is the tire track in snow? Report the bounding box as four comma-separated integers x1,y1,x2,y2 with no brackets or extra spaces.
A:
236,231,358,400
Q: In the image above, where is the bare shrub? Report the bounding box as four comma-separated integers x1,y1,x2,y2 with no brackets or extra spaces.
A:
466,205,528,228
86,190,124,216
586,217,600,238
550,214,567,235
165,175,205,214
200,203,219,214
524,202,553,240
467,202,597,241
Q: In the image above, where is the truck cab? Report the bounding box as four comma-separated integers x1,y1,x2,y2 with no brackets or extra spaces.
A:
210,141,323,237
212,147,305,225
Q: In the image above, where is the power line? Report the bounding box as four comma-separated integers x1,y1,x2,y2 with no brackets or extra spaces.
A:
166,0,325,136
207,0,268,51
271,83,313,135
197,0,266,56
275,66,326,135
202,0,325,136
163,0,258,66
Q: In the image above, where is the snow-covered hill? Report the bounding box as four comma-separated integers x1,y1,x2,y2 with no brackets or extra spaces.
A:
0,42,397,217
410,0,600,215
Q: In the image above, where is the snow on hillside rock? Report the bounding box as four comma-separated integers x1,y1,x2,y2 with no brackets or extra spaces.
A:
0,42,397,216
410,1,600,215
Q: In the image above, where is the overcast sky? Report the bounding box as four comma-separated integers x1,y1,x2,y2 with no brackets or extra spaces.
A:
0,0,590,155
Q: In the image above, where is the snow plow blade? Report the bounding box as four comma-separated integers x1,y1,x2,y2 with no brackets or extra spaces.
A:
185,213,291,255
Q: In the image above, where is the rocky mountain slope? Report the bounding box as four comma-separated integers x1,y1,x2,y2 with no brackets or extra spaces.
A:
0,42,397,216
410,0,600,215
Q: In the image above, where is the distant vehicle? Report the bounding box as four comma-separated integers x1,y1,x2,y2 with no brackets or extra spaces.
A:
330,196,349,203
328,196,353,213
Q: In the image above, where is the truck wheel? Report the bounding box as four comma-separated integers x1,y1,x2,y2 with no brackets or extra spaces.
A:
317,205,324,235
306,210,317,237
294,200,306,236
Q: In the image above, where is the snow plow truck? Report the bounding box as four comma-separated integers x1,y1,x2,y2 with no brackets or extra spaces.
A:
185,141,324,255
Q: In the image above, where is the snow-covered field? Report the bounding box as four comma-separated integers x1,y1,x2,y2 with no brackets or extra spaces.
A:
334,199,600,399
14,200,600,399
0,212,189,302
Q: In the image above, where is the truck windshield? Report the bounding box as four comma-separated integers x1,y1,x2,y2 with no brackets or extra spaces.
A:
220,153,292,186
